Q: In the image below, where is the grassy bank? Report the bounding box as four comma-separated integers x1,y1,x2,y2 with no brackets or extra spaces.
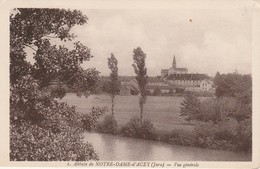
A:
62,93,251,153
61,93,198,132
95,115,251,153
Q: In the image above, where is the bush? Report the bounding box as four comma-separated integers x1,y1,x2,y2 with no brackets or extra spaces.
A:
10,122,98,161
193,120,238,151
198,97,238,123
153,87,162,96
10,93,99,161
199,98,220,123
97,115,118,134
121,117,157,140
236,118,252,152
161,129,196,146
82,106,107,132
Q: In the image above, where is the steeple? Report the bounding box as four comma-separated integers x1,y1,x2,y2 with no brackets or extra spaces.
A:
172,54,176,69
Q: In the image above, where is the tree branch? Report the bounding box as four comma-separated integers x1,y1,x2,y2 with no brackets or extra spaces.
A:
45,35,59,39
24,44,37,52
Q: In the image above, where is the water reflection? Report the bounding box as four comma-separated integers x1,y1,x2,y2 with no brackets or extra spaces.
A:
83,132,251,161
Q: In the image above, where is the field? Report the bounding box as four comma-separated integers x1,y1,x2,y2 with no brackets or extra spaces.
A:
61,93,201,132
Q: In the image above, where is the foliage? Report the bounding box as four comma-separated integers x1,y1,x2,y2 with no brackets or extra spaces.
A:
97,114,119,134
10,80,99,160
193,120,239,151
236,118,252,152
168,88,174,95
214,72,252,100
107,53,119,116
10,118,98,161
153,87,162,96
161,129,196,147
202,72,251,151
145,89,152,96
214,72,252,122
82,106,107,132
10,8,100,161
10,8,96,89
213,71,221,87
67,69,101,94
175,87,185,94
232,100,252,122
180,92,201,123
198,97,236,123
132,47,148,123
121,117,157,140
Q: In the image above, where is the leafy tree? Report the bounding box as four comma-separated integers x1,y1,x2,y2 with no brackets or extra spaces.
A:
10,8,101,161
97,114,118,134
153,87,162,96
215,72,252,99
176,87,185,94
214,72,252,120
199,97,237,123
132,47,148,124
121,117,157,139
101,80,111,93
168,88,174,95
82,107,107,132
213,71,221,87
180,92,201,123
107,53,119,116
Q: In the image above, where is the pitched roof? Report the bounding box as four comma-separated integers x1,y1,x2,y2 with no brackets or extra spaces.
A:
167,73,209,80
161,69,168,73
148,77,165,83
176,68,188,71
146,85,172,90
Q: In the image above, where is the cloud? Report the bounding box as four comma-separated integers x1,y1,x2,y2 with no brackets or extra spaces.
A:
68,9,251,77
179,32,251,75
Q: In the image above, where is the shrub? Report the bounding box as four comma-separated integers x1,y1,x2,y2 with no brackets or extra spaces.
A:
198,97,238,123
199,98,220,123
153,87,162,96
10,122,98,161
214,119,238,141
139,119,157,139
193,120,238,151
176,87,185,94
82,106,107,132
193,122,219,149
161,129,196,146
10,92,99,161
97,115,118,134
121,117,157,140
236,118,252,152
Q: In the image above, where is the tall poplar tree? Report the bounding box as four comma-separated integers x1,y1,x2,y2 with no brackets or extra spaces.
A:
107,53,119,116
132,47,148,124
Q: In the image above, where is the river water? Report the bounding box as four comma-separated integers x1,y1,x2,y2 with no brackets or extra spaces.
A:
83,132,251,161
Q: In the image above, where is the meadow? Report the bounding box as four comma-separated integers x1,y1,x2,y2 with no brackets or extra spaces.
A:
61,93,201,132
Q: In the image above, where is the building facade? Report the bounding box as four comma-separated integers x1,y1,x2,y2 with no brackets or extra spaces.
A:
119,55,214,95
166,73,213,92
161,55,188,78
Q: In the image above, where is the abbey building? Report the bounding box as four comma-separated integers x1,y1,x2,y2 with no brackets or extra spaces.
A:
120,55,214,95
161,55,188,77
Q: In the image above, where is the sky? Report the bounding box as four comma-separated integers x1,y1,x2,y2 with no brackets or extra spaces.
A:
28,8,252,77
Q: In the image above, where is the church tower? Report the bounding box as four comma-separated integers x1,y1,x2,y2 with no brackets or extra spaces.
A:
172,54,176,69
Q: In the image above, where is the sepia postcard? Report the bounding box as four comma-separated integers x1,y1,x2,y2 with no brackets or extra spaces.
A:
0,0,260,168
